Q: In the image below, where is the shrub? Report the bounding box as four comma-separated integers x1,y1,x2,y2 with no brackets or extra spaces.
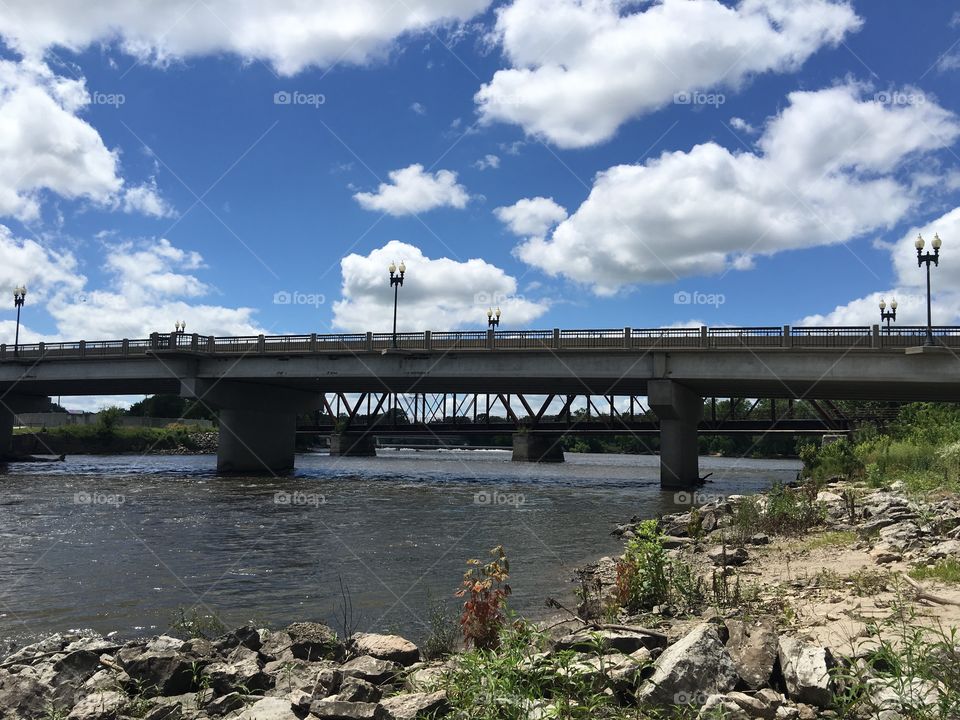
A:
800,438,864,482
732,484,824,538
456,546,512,651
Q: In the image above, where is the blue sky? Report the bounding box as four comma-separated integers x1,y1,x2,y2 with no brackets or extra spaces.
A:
1,0,960,355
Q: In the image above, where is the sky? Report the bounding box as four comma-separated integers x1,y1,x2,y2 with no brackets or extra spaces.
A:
1,0,960,409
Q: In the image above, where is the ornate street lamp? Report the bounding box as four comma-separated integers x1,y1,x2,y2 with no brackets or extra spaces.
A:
12,285,26,357
175,320,186,334
879,297,897,335
487,307,501,329
388,260,405,348
916,233,942,346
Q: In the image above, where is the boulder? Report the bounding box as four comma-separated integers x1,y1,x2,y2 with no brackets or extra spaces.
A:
635,624,738,708
335,676,382,703
927,539,960,560
725,618,779,690
238,697,301,720
120,648,196,696
66,690,125,720
380,691,450,719
341,655,402,686
263,658,338,696
0,669,52,719
707,546,749,567
201,645,266,694
777,636,833,708
697,694,751,720
285,622,343,662
553,627,667,654
205,691,246,716
258,629,295,662
213,625,262,653
309,699,388,719
349,633,420,666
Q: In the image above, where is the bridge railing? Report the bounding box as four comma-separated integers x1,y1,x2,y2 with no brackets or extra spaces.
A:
4,325,960,360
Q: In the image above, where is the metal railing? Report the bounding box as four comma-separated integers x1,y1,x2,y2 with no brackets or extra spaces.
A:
2,325,959,361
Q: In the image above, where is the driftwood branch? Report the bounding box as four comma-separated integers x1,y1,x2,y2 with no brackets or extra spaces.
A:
902,574,960,606
545,597,668,639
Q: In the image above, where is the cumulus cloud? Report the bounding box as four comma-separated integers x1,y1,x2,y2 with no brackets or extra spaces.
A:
800,207,960,326
494,196,567,238
0,228,262,343
332,240,549,331
509,84,960,295
473,154,500,170
121,180,176,218
353,164,470,215
0,0,492,75
476,0,861,147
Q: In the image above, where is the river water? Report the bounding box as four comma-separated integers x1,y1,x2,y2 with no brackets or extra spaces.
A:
0,451,799,649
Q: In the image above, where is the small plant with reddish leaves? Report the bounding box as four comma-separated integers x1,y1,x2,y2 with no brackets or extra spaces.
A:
455,545,511,650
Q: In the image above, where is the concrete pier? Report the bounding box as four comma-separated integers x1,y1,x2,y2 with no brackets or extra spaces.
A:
329,432,377,457
648,380,703,489
511,433,565,462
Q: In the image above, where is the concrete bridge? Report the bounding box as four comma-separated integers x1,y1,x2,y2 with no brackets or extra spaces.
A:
1,324,957,487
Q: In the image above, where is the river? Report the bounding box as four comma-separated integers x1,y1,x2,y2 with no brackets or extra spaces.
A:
0,450,799,650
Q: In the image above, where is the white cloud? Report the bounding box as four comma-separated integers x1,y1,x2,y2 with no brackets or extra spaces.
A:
332,240,549,331
411,102,427,115
0,228,262,343
495,196,567,238
802,207,960,326
473,154,500,170
121,179,176,218
511,84,960,295
0,0,493,75
353,164,470,215
730,117,757,135
476,0,861,148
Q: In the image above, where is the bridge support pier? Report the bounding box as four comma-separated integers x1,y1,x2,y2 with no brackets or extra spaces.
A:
0,405,12,459
648,380,702,489
512,433,565,462
181,380,319,474
329,432,377,457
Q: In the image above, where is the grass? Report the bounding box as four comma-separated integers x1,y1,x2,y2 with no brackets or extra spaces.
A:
731,483,825,539
803,530,858,550
13,424,214,453
910,559,960,585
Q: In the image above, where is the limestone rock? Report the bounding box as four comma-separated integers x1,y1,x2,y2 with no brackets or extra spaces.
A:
66,690,125,720
707,545,749,566
285,622,343,662
341,656,402,686
379,691,450,719
777,636,833,708
309,699,388,719
238,696,301,720
349,633,420,667
725,618,778,690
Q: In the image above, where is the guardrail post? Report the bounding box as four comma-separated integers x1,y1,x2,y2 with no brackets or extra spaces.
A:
623,327,631,349
553,328,560,350
486,328,495,350
191,333,199,351
424,330,432,350
257,334,265,353
366,332,373,352
1,344,5,360
38,342,45,356
122,339,129,358
169,332,177,349
150,332,158,350
207,336,215,353
872,324,880,349
700,326,708,348
79,340,86,358
310,333,317,352
782,325,792,348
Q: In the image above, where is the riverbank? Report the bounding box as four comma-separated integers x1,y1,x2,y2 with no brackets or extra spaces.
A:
2,471,955,719
11,426,220,456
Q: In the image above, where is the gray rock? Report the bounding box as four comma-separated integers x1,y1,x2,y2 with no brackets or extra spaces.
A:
285,622,343,662
777,636,833,708
554,627,666,654
258,629,295,662
380,690,450,719
238,696,301,720
206,690,246,716
263,658,337,696
66,690,125,720
335,676,382,703
0,669,53,718
725,618,778,690
309,699,388,719
697,694,751,720
635,624,738,708
349,633,420,666
341,655,402,686
120,648,196,697
201,645,266,694
707,545,749,566
927,539,960,559
213,625,262,653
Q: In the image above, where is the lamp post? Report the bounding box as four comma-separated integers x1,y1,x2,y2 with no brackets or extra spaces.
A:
916,233,942,346
175,320,186,334
388,261,405,348
12,285,26,357
487,307,501,329
879,297,897,335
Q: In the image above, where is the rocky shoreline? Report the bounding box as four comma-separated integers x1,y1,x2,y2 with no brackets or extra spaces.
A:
2,477,957,719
